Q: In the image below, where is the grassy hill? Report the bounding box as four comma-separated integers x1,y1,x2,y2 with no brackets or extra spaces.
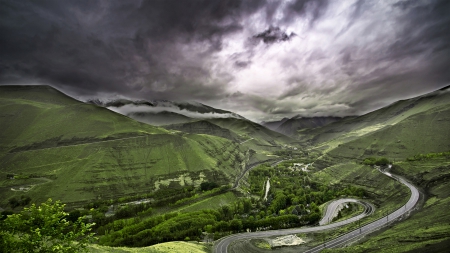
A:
0,85,249,207
205,118,298,164
207,118,292,146
164,120,241,142
325,105,450,161
270,116,343,136
128,111,193,126
300,86,450,158
0,85,166,152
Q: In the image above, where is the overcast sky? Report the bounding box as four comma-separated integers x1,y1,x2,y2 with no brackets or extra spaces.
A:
1,0,449,121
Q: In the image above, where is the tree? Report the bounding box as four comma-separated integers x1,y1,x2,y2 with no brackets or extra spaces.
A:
0,199,95,253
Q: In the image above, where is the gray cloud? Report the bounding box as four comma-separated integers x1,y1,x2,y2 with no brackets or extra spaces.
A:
253,26,296,44
1,0,449,122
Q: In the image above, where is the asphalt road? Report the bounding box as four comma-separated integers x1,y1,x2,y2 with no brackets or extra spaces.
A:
214,165,419,253
318,198,372,226
305,166,419,252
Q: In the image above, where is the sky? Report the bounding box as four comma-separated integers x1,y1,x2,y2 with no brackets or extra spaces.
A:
1,0,449,121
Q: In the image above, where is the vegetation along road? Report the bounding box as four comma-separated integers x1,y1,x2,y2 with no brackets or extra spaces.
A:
214,165,420,253
318,198,374,226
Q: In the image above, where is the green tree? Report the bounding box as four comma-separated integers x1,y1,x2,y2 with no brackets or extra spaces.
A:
0,199,95,253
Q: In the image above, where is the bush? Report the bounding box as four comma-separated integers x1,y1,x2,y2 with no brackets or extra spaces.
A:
200,182,219,191
363,157,390,166
0,199,95,253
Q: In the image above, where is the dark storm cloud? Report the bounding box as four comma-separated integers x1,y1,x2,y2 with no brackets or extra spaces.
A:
345,0,450,113
1,0,449,121
283,0,330,26
0,0,265,99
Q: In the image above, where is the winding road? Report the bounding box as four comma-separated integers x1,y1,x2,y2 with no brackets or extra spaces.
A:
318,198,374,226
214,165,420,253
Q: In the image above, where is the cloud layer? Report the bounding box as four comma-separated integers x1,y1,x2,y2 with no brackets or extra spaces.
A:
1,0,449,121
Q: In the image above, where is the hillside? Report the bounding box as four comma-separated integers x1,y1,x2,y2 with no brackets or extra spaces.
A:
88,98,245,126
164,120,240,142
261,117,289,131
206,118,293,148
275,116,343,136
0,86,166,152
300,86,450,158
128,111,192,126
0,85,249,206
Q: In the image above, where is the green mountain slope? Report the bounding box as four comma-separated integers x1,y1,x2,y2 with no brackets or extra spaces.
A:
326,104,450,161
0,85,165,152
206,118,292,146
164,120,240,142
300,86,450,156
275,116,343,136
128,111,193,126
0,86,248,206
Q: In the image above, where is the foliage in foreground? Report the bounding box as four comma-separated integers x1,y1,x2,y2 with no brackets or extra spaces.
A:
0,199,95,253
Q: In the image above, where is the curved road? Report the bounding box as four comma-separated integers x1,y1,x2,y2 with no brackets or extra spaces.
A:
214,165,419,253
305,167,419,252
318,198,374,226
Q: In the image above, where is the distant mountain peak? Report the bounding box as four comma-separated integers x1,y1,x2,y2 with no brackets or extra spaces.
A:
262,115,344,136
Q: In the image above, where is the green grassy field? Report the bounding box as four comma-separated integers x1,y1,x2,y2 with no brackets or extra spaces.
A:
176,191,238,213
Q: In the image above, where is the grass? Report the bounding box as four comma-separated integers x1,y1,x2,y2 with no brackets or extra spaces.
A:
0,86,249,207
300,87,450,160
0,134,247,206
325,106,450,161
207,118,293,147
88,241,209,253
252,239,271,250
175,191,238,213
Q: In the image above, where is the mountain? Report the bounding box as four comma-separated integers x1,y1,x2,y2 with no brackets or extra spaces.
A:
304,85,450,160
0,85,249,206
206,118,293,148
86,98,245,126
272,116,343,136
128,111,192,126
164,120,240,142
261,118,289,131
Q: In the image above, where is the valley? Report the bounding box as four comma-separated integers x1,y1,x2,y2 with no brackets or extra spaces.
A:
1,85,449,253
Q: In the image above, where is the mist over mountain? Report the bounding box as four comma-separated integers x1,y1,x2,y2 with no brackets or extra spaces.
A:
86,97,245,126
